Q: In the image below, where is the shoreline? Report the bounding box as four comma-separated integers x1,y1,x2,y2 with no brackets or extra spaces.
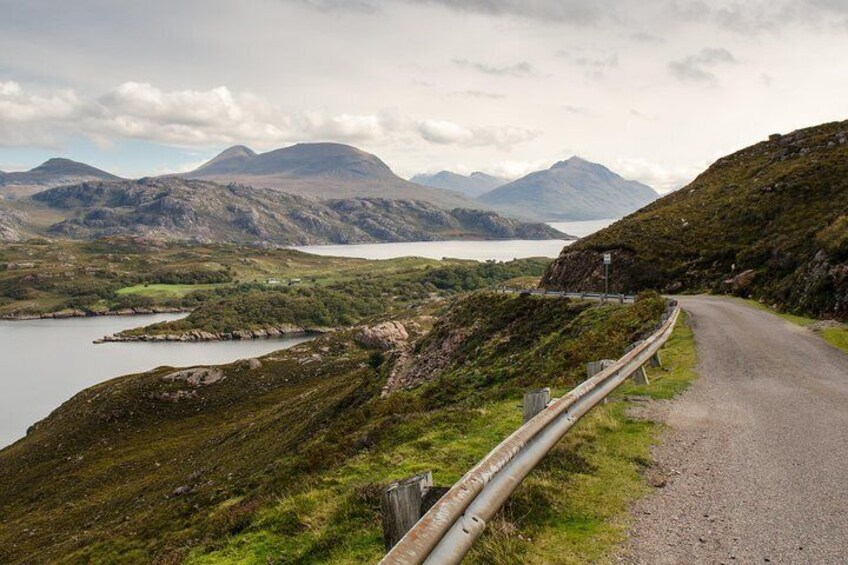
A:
94,325,334,343
0,306,192,321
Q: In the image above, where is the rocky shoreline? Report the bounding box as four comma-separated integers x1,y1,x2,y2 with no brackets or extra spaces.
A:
94,324,335,343
0,306,191,321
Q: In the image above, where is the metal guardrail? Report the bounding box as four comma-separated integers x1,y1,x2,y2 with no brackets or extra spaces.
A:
494,286,636,304
380,299,680,565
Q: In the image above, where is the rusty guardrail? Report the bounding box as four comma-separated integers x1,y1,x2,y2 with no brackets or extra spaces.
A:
494,286,636,304
380,299,680,565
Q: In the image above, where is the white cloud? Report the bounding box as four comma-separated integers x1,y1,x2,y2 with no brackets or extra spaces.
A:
0,81,535,152
611,157,703,193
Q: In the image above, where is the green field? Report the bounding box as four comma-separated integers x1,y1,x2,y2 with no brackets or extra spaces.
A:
116,283,228,298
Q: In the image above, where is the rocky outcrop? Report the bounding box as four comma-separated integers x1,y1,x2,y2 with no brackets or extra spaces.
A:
162,367,225,386
97,324,332,343
2,305,187,321
382,321,477,397
355,321,409,351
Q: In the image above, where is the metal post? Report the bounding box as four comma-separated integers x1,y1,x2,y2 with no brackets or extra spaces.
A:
604,263,609,298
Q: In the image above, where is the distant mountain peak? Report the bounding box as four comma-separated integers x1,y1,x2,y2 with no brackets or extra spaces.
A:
551,156,592,169
216,145,257,159
479,156,657,221
410,169,508,198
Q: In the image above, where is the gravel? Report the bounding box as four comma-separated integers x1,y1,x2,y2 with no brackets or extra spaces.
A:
623,296,848,564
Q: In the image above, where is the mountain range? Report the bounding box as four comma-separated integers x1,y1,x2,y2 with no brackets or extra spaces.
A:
410,170,508,198
542,119,848,320
0,158,122,200
0,144,659,231
182,142,477,209
478,157,658,221
2,177,568,245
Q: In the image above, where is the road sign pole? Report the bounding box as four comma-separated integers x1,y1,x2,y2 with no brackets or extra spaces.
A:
602,253,611,298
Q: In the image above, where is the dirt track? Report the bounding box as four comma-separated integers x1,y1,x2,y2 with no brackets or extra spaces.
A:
626,296,848,564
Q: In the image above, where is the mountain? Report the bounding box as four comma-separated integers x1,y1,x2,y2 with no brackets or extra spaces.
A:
21,177,568,244
184,142,479,209
542,120,848,320
410,170,508,198
478,157,658,221
0,158,122,199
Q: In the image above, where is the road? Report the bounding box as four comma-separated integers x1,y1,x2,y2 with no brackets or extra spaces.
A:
626,296,848,564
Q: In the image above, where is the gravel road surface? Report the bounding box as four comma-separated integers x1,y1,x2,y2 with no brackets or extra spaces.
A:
626,296,848,564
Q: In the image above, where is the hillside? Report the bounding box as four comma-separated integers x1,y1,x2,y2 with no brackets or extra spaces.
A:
185,143,479,209
0,292,668,563
0,158,122,200
542,120,848,320
410,170,508,198
479,156,658,221
12,177,566,245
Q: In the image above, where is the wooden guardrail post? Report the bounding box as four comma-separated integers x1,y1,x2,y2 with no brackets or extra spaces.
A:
523,387,550,423
624,342,650,385
587,360,615,404
587,359,615,378
382,472,433,550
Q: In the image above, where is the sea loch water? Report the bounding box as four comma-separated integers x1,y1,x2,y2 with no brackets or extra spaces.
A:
0,314,311,448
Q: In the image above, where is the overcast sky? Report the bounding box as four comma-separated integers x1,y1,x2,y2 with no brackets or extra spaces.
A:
1,0,847,192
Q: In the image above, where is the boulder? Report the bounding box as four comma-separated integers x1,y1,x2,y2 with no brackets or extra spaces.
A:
355,321,409,351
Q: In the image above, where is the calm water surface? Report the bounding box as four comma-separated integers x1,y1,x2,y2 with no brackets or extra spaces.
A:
290,219,615,261
0,314,312,448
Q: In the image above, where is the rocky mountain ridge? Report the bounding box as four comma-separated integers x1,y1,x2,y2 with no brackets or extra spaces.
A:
15,177,569,245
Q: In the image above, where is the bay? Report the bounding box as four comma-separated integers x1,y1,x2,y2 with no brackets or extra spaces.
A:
0,314,311,448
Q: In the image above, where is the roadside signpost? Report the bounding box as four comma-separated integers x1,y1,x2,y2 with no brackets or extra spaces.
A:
603,253,611,298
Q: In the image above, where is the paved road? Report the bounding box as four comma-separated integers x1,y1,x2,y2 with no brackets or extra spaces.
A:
627,296,848,564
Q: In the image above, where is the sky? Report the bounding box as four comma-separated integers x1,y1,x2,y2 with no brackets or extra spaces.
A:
1,0,847,193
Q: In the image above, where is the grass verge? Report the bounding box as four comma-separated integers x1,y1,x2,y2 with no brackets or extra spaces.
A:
740,298,848,354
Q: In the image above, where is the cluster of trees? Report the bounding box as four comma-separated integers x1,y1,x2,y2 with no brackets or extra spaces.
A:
131,258,550,335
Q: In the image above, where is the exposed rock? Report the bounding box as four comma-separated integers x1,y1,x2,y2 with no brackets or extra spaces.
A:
161,367,225,387
247,358,262,370
724,269,756,294
355,321,409,351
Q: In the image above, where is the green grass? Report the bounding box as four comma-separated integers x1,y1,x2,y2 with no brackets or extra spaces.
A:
186,309,698,564
740,298,848,353
116,283,227,298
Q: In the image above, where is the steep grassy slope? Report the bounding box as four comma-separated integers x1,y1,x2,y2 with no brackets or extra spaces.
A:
542,120,848,320
0,293,666,564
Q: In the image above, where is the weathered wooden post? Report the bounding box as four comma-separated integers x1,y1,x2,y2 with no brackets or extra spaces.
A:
381,472,433,550
648,350,662,368
587,360,615,404
587,359,615,378
523,387,550,423
624,342,650,385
